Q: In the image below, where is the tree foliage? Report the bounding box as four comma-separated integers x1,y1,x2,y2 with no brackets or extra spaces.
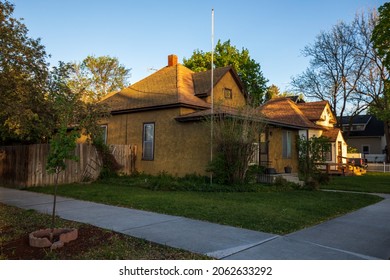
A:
67,55,131,102
48,62,110,146
264,84,302,102
45,62,81,232
372,2,390,70
297,135,331,189
265,84,281,101
183,40,268,106
292,9,390,162
0,0,51,143
371,2,390,123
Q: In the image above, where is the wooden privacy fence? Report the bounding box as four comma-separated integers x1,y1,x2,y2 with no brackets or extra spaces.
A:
0,144,101,187
0,144,137,187
109,144,137,175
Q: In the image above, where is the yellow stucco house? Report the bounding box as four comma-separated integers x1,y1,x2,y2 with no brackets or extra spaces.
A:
100,54,347,176
100,54,246,176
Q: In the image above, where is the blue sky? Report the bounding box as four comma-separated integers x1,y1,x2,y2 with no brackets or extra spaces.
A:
12,0,386,91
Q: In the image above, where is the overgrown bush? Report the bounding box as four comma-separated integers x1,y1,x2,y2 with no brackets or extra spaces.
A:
297,135,331,189
273,176,302,190
245,165,266,183
207,106,266,185
96,144,123,179
90,128,122,179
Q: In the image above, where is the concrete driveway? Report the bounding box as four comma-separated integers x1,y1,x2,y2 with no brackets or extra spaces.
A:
0,187,389,259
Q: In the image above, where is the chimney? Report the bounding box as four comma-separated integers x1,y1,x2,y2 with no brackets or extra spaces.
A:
168,54,178,66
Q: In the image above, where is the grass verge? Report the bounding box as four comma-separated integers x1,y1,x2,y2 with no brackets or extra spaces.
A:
0,203,210,260
322,172,390,194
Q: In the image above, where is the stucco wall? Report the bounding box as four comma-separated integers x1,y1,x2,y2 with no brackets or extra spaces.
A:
205,71,246,108
267,127,299,173
106,108,211,176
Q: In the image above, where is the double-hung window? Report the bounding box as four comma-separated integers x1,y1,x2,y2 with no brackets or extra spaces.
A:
223,88,232,99
282,130,292,159
142,123,155,160
100,125,108,144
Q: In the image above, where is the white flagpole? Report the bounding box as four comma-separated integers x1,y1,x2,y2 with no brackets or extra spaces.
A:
210,8,214,185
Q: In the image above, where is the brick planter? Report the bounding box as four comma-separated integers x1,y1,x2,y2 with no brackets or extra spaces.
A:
29,228,78,250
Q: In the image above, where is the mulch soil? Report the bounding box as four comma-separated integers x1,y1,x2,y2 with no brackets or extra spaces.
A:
1,225,116,260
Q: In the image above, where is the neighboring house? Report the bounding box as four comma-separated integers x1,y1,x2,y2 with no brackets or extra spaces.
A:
340,115,386,162
100,54,347,176
257,98,348,173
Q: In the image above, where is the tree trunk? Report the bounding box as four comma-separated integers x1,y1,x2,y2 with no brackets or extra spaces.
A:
51,170,59,237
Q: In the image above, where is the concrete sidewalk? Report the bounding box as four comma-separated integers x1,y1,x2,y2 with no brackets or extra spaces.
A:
1,187,389,260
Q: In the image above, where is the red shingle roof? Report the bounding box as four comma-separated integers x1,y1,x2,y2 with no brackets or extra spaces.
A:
101,64,210,112
257,97,319,129
321,127,341,141
297,101,329,121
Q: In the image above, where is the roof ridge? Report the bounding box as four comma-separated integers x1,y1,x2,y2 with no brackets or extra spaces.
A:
297,100,328,106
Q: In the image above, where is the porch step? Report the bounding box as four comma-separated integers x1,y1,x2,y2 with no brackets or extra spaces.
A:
279,173,304,186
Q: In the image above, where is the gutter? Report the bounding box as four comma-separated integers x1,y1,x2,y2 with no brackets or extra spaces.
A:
111,103,210,115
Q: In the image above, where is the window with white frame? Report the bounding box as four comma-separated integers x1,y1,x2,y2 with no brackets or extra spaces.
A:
100,125,108,144
322,142,332,161
142,123,155,160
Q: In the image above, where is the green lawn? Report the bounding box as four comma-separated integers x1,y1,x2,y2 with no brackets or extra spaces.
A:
29,179,383,235
322,172,390,194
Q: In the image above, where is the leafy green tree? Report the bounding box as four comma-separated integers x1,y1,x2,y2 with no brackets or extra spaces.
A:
46,63,82,233
68,55,131,102
48,61,111,146
265,84,281,101
184,40,268,106
371,2,390,162
372,3,390,69
50,62,119,177
46,125,79,233
0,0,52,144
297,135,331,189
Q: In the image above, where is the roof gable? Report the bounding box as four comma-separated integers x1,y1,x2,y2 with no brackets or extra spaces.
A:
341,115,384,137
192,66,245,97
297,101,335,122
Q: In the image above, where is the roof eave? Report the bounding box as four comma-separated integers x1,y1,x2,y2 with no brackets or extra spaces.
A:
111,103,210,115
